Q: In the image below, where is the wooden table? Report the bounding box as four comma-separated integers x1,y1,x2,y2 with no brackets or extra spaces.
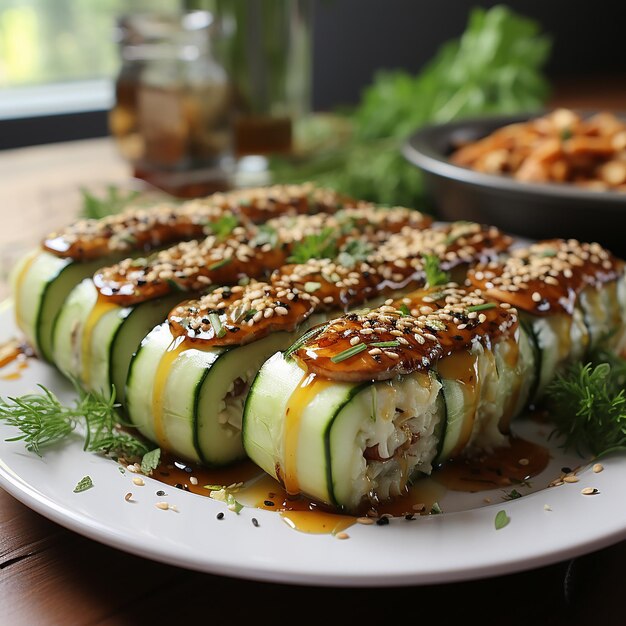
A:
2,129,626,625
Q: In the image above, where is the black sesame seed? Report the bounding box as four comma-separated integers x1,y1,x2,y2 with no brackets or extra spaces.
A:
264,500,275,507
252,518,260,527
376,517,390,526
561,467,572,474
156,490,166,496
174,483,184,489
217,512,224,520
184,466,193,473
404,514,415,521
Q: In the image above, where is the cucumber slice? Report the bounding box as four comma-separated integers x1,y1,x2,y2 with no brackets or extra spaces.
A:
127,324,317,465
243,353,443,512
579,281,624,351
10,250,115,362
528,309,588,401
52,279,180,403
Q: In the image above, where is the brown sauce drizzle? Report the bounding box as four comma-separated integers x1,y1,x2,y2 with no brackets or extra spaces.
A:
146,435,548,533
434,437,550,492
0,339,34,379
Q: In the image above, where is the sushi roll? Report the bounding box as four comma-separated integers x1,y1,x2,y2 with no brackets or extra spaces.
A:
12,183,350,362
123,222,511,466
468,239,626,402
242,286,526,513
51,205,430,402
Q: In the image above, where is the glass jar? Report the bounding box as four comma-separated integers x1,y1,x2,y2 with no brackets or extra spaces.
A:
109,13,177,165
214,0,313,160
110,11,233,197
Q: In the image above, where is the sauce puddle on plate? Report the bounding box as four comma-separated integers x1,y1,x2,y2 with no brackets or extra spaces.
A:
146,436,549,534
0,338,34,381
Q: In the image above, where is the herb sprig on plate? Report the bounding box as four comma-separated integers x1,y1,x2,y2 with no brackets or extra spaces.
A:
0,384,149,459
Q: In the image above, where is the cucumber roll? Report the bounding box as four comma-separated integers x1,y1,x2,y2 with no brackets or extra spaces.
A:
51,205,429,400
468,239,626,402
12,183,353,362
122,222,511,466
242,286,526,513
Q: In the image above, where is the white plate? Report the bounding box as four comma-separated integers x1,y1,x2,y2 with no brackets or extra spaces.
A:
1,301,626,587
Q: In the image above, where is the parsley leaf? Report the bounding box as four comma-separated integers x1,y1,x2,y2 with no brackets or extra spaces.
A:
495,510,510,530
141,448,161,475
74,476,94,493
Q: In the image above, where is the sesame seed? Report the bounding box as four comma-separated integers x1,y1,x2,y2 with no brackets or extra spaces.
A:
544,504,552,511
518,458,529,466
563,475,580,483
592,463,604,473
357,516,374,525
190,476,198,485
581,487,598,495
155,502,170,510
350,336,361,346
124,492,133,502
336,532,350,540
531,291,542,302
217,512,224,520
252,518,260,527
132,477,145,486
368,348,382,356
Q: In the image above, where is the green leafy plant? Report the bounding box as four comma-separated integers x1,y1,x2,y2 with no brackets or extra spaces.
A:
271,5,551,208
80,186,141,219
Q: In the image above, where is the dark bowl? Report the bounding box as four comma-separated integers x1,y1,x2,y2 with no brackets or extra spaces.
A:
403,113,626,256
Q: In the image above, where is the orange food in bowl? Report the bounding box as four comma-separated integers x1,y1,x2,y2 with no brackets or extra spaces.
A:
451,108,626,191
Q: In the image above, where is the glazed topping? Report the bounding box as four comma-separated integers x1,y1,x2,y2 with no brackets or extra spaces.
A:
291,287,518,382
393,286,518,356
94,205,431,305
370,222,512,287
467,239,624,315
163,223,513,346
42,183,356,262
169,282,317,346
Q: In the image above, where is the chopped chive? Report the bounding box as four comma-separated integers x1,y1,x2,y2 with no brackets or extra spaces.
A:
495,509,510,530
369,341,400,348
209,312,226,338
244,308,258,321
208,258,231,271
399,303,410,316
540,249,557,257
284,324,329,359
466,302,497,313
166,278,187,292
330,343,368,363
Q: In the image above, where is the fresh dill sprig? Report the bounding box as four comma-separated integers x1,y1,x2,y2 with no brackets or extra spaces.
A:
287,228,338,263
0,384,149,459
546,352,626,458
423,254,450,288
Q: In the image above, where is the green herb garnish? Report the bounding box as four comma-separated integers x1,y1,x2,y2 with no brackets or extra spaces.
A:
284,324,329,360
80,186,141,219
370,385,377,422
207,214,238,240
336,239,373,268
209,312,226,338
166,278,187,293
140,448,161,475
250,224,279,249
287,228,338,263
399,303,410,316
423,254,450,288
73,475,94,493
495,510,510,530
330,343,368,363
244,308,258,321
0,384,149,458
547,349,626,457
466,302,497,313
208,258,232,271
369,341,400,348
430,502,443,515
560,128,573,141
226,492,244,514
502,488,523,501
